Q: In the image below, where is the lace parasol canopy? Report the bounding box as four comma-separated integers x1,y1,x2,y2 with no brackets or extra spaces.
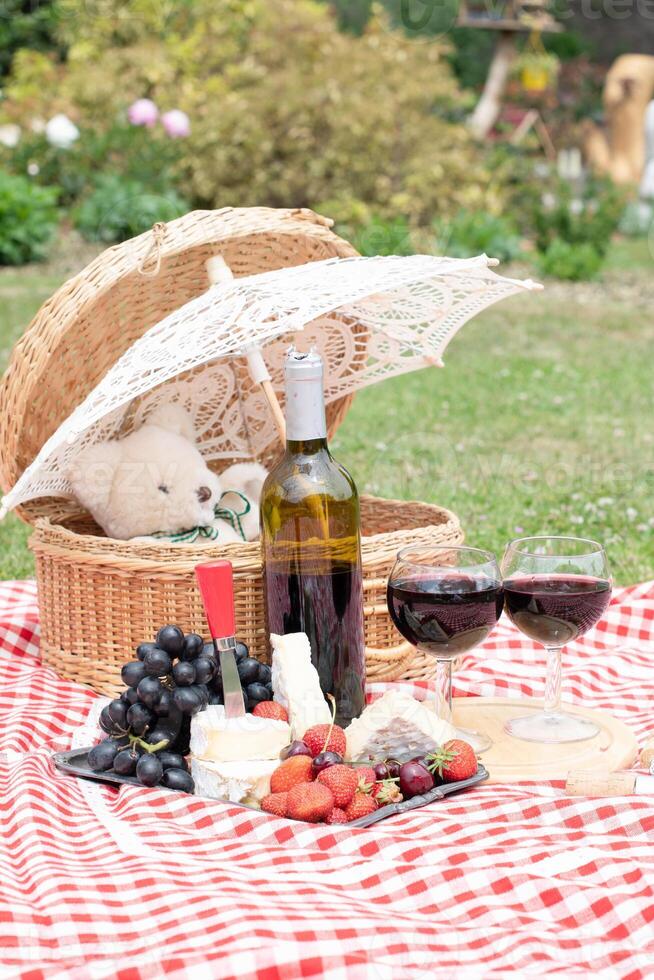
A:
0,253,540,516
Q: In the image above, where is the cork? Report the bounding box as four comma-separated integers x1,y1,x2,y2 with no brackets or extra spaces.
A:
565,769,637,797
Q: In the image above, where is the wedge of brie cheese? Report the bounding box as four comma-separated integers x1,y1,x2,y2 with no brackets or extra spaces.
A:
345,689,456,763
191,757,277,804
271,632,331,739
190,705,291,763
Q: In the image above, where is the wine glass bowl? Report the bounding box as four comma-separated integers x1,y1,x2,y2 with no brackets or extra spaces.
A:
501,535,612,744
387,544,503,753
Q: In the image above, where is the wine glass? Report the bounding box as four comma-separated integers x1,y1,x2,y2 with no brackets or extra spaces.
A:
501,535,612,743
387,544,503,753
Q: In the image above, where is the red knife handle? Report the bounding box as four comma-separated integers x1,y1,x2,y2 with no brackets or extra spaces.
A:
195,560,235,639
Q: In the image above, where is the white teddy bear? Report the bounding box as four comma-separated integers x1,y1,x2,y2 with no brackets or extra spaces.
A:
67,404,267,543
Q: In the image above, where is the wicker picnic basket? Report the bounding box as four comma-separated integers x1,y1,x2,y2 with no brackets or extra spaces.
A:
0,207,463,697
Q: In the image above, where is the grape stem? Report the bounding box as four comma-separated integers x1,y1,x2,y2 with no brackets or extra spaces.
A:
128,734,169,754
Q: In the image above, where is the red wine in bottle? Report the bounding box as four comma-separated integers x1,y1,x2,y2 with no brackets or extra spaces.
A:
260,349,366,726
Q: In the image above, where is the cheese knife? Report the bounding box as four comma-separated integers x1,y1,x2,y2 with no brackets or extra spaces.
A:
195,559,246,718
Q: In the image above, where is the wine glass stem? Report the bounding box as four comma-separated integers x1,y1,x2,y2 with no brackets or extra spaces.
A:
434,657,453,724
543,646,563,715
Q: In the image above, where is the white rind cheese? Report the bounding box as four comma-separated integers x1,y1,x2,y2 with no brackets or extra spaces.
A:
345,690,456,763
191,758,277,804
271,632,331,739
190,705,290,763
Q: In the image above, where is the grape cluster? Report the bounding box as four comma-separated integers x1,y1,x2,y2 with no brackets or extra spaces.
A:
88,624,273,792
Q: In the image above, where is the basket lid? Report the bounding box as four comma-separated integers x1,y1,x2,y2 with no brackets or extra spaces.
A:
0,207,358,525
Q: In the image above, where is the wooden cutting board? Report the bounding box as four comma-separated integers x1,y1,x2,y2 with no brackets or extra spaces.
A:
452,697,638,784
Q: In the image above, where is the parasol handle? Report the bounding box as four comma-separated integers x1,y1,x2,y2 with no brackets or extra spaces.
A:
205,257,286,445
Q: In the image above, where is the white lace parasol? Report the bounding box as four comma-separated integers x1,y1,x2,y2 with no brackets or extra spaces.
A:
0,253,540,515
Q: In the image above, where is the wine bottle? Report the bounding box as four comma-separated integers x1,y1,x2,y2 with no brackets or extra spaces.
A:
260,348,366,727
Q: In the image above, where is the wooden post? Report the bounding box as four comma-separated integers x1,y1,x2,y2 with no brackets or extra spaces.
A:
469,31,517,140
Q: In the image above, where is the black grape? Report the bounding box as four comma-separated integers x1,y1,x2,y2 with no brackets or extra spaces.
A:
155,625,185,656
176,717,191,755
107,699,129,729
113,747,140,776
143,647,172,677
257,662,272,685
136,642,158,662
234,641,249,662
201,641,216,662
158,751,189,772
173,687,201,715
194,684,210,710
193,657,214,685
99,705,127,737
173,661,196,687
145,721,181,749
161,768,195,793
237,657,260,685
126,702,154,735
246,682,269,704
136,676,164,708
120,687,139,706
88,739,120,772
121,660,147,689
136,754,164,787
155,689,177,718
181,633,204,660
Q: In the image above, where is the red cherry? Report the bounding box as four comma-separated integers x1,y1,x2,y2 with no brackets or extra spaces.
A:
399,761,434,799
280,740,311,760
312,751,343,775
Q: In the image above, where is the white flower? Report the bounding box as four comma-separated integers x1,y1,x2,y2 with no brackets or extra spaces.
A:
27,161,39,176
0,124,20,148
30,118,45,134
626,507,638,522
45,113,79,149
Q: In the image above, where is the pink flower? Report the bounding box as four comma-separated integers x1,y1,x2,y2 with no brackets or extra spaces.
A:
161,109,191,138
128,98,159,127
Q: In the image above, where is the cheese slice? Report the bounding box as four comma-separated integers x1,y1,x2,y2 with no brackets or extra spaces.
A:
190,705,291,763
345,689,456,763
191,757,277,804
271,632,331,739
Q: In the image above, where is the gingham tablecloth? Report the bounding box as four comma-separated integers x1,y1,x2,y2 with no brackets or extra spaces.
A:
1,579,653,980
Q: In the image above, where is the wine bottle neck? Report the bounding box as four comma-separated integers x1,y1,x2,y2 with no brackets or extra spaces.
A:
286,437,329,456
285,366,327,442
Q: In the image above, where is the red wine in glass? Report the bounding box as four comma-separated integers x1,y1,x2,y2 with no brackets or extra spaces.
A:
387,546,503,753
501,536,612,744
503,574,611,647
388,574,505,657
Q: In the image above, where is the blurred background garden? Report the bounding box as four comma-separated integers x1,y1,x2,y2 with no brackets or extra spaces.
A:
0,0,652,583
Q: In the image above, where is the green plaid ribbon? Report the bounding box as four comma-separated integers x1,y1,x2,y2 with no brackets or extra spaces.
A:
152,491,251,544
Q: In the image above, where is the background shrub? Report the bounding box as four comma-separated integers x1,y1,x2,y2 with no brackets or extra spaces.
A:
433,210,523,263
0,170,59,264
537,238,603,281
73,175,189,243
529,178,624,257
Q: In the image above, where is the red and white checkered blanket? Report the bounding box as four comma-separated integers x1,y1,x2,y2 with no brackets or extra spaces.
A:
1,579,653,979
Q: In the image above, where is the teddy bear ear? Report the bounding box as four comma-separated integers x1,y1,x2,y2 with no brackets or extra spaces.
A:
67,440,123,517
146,404,197,443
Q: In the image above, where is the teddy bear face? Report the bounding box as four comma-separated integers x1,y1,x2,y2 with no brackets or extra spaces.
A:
102,426,223,539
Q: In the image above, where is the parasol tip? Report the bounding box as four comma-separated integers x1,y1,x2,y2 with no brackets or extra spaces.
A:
206,255,234,285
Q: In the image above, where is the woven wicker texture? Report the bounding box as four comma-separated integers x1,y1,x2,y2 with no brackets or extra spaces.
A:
1,249,540,515
31,495,462,697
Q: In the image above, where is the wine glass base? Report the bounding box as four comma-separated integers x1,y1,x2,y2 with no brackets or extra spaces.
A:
505,710,600,744
452,725,492,754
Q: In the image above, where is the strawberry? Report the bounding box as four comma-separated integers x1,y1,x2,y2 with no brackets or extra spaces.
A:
356,766,377,794
303,723,346,758
371,779,403,805
325,807,348,825
426,739,478,783
317,764,359,808
286,781,334,823
270,754,314,793
252,701,289,722
260,792,288,817
345,791,378,821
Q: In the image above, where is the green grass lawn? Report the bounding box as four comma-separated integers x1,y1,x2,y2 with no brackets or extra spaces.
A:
1,239,653,584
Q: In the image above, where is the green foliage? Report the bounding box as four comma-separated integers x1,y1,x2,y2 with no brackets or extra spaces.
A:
351,217,414,256
4,121,185,207
325,0,372,34
0,169,59,264
530,178,625,257
18,0,500,225
537,238,603,281
434,210,523,263
0,1,63,77
73,175,188,243
618,200,653,238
